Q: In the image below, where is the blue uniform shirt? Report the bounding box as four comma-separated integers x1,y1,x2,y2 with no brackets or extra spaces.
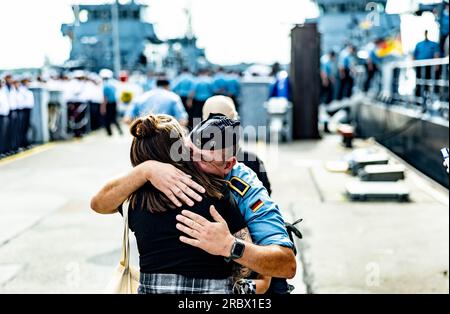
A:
321,55,339,78
339,51,356,70
172,73,195,98
225,75,241,97
414,40,440,60
270,76,291,100
440,10,449,37
103,81,117,103
143,78,156,92
212,73,228,95
126,88,188,121
369,49,383,66
192,76,214,102
225,162,294,249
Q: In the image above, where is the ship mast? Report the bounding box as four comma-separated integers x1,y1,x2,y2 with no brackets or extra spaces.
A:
184,4,194,40
111,0,122,77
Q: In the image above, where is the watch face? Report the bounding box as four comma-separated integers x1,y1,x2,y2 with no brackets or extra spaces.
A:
233,241,245,258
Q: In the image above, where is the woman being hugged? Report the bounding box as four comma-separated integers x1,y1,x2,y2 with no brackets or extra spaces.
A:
99,114,268,294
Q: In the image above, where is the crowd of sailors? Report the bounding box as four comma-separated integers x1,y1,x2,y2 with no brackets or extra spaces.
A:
320,2,449,104
0,67,244,158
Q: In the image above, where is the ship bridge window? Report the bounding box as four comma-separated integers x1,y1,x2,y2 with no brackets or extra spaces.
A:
119,10,127,19
92,9,110,20
118,9,140,19
79,10,89,23
90,9,110,20
321,1,381,14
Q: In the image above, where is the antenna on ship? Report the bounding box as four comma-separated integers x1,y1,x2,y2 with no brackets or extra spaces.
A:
184,3,194,40
111,0,122,78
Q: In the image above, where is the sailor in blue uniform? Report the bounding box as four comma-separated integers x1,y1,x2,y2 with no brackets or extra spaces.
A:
413,31,441,97
189,114,296,294
226,163,292,249
337,44,357,100
189,69,214,127
225,162,295,294
269,70,291,101
320,51,338,104
225,71,241,112
212,67,228,96
439,2,449,55
126,78,188,126
172,68,195,128
414,30,441,61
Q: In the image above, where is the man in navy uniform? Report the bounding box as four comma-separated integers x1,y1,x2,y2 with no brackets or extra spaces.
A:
0,78,10,157
91,116,297,291
172,68,195,128
125,78,188,127
202,95,272,195
17,77,35,149
337,44,357,100
2,74,19,154
188,69,214,127
413,30,441,97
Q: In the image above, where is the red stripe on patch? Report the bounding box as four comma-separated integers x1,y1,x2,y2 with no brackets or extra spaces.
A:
251,200,264,212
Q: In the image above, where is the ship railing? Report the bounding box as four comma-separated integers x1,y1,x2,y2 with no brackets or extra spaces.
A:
376,57,449,120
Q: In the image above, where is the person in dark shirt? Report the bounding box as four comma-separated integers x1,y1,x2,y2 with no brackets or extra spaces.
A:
202,96,272,195
236,150,272,196
201,97,298,294
122,188,244,280
103,114,270,294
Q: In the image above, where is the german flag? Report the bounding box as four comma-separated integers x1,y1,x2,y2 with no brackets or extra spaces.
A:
251,199,264,212
376,36,403,58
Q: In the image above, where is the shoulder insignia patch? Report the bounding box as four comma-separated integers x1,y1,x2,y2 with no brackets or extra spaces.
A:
227,176,250,197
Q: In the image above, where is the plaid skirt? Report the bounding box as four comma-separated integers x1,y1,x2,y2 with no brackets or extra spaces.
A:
139,273,234,294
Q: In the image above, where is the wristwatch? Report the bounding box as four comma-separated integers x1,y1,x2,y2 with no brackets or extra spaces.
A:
225,238,246,262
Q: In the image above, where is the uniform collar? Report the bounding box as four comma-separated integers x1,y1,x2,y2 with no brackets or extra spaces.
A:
225,162,242,181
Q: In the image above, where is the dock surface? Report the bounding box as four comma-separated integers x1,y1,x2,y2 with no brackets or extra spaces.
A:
0,131,448,293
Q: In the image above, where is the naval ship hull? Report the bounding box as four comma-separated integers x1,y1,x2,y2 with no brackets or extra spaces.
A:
355,100,449,188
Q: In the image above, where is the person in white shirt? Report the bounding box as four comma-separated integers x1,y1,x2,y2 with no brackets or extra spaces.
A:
13,79,26,150
82,75,104,131
67,72,88,138
17,78,35,148
2,74,19,153
0,80,10,157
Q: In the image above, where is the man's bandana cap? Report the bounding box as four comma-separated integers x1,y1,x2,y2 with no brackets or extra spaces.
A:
190,114,241,151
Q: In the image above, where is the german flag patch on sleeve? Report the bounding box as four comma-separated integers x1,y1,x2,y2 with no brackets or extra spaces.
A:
250,199,264,212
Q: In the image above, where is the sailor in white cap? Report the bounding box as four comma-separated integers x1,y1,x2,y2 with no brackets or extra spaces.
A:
1,73,19,153
14,75,35,149
100,69,123,136
67,71,88,138
82,73,104,131
0,77,10,157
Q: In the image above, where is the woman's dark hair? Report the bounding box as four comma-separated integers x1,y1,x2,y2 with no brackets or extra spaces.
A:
129,114,223,213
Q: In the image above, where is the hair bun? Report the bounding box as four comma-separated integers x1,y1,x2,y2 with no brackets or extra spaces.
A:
130,115,158,139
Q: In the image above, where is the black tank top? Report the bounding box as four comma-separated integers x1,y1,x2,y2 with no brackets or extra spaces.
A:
120,189,246,279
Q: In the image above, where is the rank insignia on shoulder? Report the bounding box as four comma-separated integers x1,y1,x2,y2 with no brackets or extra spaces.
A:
228,177,250,197
250,199,264,212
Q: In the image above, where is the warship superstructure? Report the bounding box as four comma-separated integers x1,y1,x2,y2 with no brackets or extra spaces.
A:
61,0,206,73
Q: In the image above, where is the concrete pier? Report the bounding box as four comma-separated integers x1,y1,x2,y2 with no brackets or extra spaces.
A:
0,131,448,293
